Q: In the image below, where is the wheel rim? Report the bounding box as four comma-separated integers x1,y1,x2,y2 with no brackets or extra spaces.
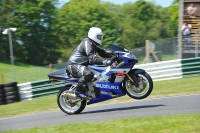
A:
125,74,149,97
59,91,82,113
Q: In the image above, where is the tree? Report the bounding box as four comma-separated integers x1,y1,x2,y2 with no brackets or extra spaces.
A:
0,0,21,61
118,0,174,49
55,0,121,60
168,0,179,36
1,0,61,65
0,0,178,65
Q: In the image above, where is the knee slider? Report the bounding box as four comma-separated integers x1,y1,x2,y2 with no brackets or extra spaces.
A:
84,72,94,82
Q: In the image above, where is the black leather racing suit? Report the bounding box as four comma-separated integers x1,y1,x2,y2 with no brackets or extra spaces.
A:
67,37,112,91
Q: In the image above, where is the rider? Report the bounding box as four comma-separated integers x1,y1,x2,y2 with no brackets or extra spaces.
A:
67,27,116,98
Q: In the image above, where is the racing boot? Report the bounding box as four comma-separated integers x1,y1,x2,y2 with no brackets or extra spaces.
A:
76,82,91,100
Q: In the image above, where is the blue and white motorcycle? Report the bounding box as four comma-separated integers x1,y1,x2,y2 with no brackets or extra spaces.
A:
48,44,153,115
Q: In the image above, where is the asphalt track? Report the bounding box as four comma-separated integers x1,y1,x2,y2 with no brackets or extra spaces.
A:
0,94,200,131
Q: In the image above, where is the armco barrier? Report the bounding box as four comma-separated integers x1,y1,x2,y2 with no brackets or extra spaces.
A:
18,80,65,101
134,59,183,81
18,82,33,101
182,57,200,75
17,57,200,101
135,57,200,81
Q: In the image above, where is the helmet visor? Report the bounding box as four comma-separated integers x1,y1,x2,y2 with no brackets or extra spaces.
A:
97,35,103,40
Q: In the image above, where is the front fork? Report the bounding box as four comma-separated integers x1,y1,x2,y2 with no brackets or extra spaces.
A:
126,74,140,87
126,69,146,87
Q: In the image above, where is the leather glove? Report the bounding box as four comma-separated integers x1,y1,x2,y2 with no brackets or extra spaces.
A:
111,56,118,62
103,56,118,66
103,59,112,66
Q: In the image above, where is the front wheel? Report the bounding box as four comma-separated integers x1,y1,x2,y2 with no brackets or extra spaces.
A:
124,72,153,99
57,86,86,115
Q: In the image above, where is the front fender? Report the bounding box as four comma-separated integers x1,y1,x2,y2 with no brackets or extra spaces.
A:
129,69,146,75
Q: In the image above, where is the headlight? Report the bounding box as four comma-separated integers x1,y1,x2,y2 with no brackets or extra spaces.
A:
130,52,137,60
133,54,137,60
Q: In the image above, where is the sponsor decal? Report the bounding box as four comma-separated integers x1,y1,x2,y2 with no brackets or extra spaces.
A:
95,83,119,89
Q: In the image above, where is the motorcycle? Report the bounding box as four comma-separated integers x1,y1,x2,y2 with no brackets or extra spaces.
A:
48,44,153,115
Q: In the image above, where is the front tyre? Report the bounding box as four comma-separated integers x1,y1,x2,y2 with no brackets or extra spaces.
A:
124,72,153,99
57,86,86,115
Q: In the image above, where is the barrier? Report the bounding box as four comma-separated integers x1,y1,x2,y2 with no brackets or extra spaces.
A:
16,57,200,102
136,57,200,81
135,59,183,81
18,80,65,101
0,84,6,105
0,82,20,105
182,57,200,75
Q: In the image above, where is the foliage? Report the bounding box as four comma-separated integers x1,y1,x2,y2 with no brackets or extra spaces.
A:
0,0,61,65
0,0,179,65
54,0,121,60
118,0,174,49
0,0,21,60
167,0,179,36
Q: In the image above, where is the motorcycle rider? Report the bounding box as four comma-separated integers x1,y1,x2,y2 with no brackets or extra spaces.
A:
67,27,116,99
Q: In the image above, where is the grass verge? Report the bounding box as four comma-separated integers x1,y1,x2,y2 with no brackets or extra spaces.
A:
0,61,35,73
0,76,199,119
0,54,177,83
1,113,200,133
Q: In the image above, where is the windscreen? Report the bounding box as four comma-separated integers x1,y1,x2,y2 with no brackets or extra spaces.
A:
108,44,128,53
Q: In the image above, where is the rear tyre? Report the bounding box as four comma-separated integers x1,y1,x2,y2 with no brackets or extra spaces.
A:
124,72,153,99
57,86,86,115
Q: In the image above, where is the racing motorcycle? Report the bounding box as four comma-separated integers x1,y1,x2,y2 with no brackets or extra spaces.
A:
48,44,153,115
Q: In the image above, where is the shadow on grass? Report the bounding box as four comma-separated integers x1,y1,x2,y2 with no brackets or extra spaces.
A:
82,104,165,114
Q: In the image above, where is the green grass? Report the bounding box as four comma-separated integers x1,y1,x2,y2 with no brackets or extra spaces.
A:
0,61,35,73
0,61,58,83
1,114,200,133
0,54,178,83
0,76,199,119
137,54,178,64
162,54,178,61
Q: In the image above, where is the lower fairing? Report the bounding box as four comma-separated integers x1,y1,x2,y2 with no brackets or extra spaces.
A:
87,90,126,105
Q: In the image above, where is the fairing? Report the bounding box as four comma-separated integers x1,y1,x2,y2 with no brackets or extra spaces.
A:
48,44,139,104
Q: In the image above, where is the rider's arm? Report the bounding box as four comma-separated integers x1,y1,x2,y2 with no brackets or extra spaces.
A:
96,45,113,58
85,41,105,65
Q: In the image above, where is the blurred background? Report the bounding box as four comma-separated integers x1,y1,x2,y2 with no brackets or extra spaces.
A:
0,0,199,83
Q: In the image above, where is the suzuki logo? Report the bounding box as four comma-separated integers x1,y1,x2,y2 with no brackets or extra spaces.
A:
95,84,119,89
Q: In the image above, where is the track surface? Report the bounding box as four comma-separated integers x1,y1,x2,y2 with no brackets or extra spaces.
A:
0,94,200,131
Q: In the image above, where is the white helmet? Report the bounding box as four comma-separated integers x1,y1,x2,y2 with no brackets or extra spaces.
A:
88,27,103,45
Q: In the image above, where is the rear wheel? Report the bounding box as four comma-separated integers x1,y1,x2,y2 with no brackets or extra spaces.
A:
57,85,86,115
124,72,153,99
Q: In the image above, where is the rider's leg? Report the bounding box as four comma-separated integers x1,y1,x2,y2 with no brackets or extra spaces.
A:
67,64,94,97
76,68,94,97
